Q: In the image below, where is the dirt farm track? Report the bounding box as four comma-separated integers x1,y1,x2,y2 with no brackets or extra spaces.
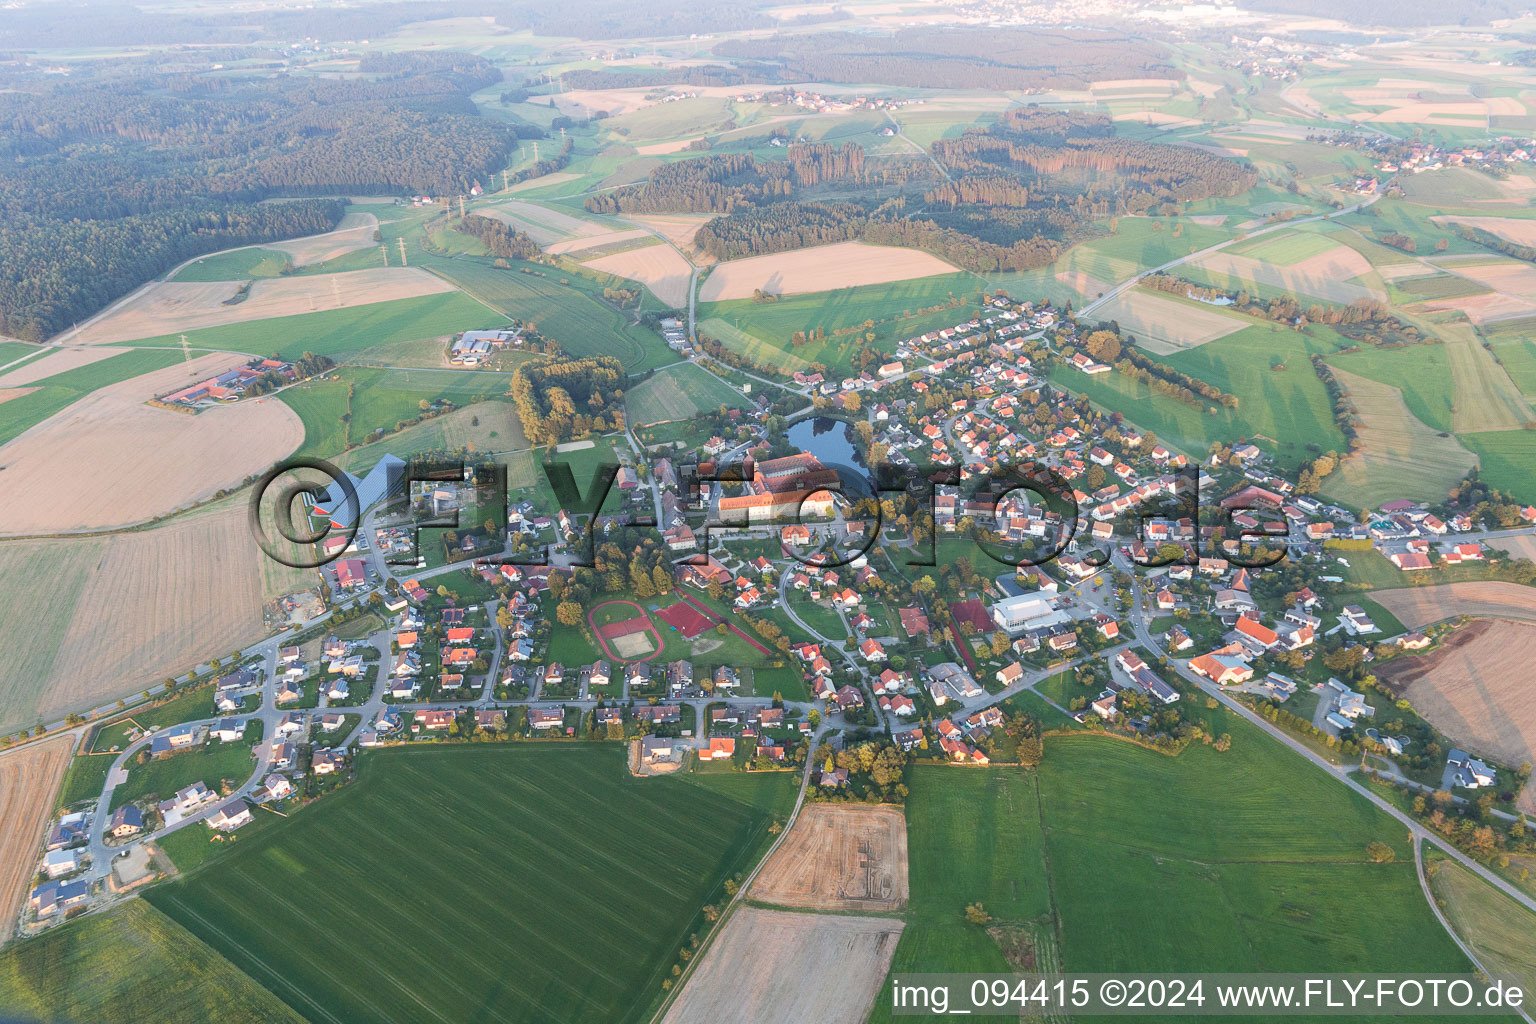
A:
0,735,75,939
750,804,909,912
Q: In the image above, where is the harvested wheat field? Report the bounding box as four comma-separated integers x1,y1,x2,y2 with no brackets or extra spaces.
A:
699,241,957,301
1442,324,1535,434
1321,367,1475,509
0,499,311,735
269,211,379,266
1490,533,1536,564
0,352,303,534
1431,215,1536,249
506,171,581,194
1191,245,1382,305
0,347,118,386
662,908,903,1024
751,804,909,912
1376,618,1536,809
480,201,609,245
625,213,716,262
1093,288,1247,355
545,228,652,256
1434,258,1536,299
70,268,455,345
0,735,74,939
1372,582,1536,629
584,243,693,306
1424,291,1536,324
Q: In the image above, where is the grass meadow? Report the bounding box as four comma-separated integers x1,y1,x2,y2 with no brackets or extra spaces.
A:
1055,323,1349,469
871,724,1478,1024
624,362,744,425
697,273,986,377
1459,430,1536,503
0,900,306,1024
147,744,788,1024
1425,851,1536,999
174,247,293,281
109,729,261,812
418,255,679,373
125,291,501,362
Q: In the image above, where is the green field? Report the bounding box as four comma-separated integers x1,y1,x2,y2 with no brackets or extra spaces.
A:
147,745,789,1024
1330,343,1457,433
697,273,986,377
873,725,1479,1024
121,291,502,361
1488,337,1536,398
1426,851,1536,999
0,900,307,1024
1460,430,1536,503
624,362,745,425
173,247,292,281
418,255,679,372
1056,323,1349,469
1231,229,1340,266
280,365,518,459
110,730,261,812
0,346,187,445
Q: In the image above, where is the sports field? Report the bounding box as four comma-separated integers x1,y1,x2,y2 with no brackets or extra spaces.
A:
147,745,788,1024
870,726,1475,1024
0,900,307,1024
624,362,744,425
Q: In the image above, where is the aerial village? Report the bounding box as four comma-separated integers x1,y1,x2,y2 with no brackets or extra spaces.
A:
22,288,1534,933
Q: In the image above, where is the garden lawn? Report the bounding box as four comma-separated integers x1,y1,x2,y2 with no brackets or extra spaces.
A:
147,744,782,1024
110,731,261,812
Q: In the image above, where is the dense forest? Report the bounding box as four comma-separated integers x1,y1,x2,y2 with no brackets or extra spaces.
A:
624,109,1252,275
0,53,512,340
714,28,1180,91
510,355,628,446
455,216,543,262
